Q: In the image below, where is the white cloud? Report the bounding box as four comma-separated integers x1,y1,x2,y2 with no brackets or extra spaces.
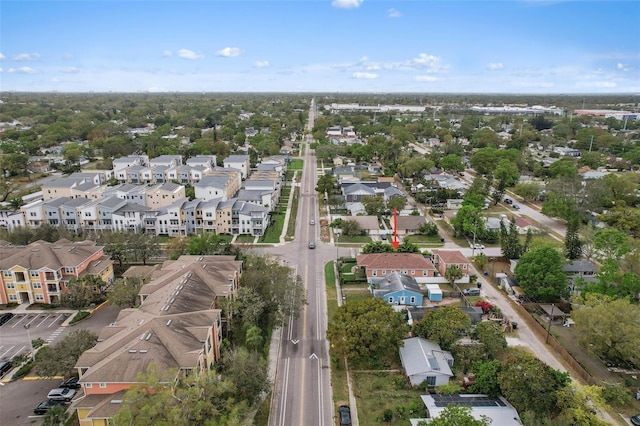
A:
163,50,173,57
416,75,438,82
13,53,40,61
487,62,504,71
8,66,36,74
0,52,4,60
352,72,377,79
617,63,630,72
62,67,79,74
387,8,401,18
177,49,204,60
332,0,363,9
217,47,242,57
254,60,270,68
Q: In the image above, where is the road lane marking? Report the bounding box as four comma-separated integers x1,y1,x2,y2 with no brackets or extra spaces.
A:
46,327,65,343
25,315,40,327
317,359,325,426
11,315,28,328
278,357,290,426
36,314,50,327
48,315,61,327
0,346,16,359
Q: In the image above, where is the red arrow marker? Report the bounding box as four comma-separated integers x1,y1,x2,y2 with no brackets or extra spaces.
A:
392,207,399,249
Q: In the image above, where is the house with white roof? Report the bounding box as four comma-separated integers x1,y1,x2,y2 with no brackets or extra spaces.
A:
399,337,454,387
223,155,250,179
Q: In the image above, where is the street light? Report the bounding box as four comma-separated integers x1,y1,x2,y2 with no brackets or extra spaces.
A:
24,324,34,359
546,303,555,344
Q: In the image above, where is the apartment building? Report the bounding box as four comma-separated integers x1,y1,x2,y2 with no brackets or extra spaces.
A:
72,255,241,426
0,239,114,305
223,155,250,179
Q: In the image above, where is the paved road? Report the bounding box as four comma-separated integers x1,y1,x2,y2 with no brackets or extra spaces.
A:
269,99,334,426
0,312,71,360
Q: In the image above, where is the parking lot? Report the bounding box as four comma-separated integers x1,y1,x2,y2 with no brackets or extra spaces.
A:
0,313,71,361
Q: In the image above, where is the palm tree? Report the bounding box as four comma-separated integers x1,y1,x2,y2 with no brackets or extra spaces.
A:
445,265,464,291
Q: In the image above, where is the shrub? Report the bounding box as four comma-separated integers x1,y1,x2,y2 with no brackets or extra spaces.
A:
436,382,465,395
32,337,45,349
601,383,633,406
12,360,33,380
382,409,393,422
69,311,90,324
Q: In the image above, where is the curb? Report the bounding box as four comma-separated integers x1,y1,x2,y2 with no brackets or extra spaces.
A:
23,375,64,381
90,300,110,315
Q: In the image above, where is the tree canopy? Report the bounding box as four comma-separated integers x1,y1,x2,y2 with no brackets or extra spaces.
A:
413,306,471,351
327,298,408,368
514,246,568,302
34,329,98,377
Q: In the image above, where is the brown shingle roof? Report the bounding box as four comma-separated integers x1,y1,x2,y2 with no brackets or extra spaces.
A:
0,239,107,270
357,253,435,270
431,249,469,265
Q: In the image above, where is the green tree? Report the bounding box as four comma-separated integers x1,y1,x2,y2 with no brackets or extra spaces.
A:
60,275,105,309
240,255,307,327
444,265,464,287
493,158,520,187
555,384,609,426
109,276,145,308
220,347,270,405
129,232,161,264
245,326,264,351
396,239,421,253
470,146,501,176
474,321,507,359
499,218,527,260
564,218,583,260
362,195,386,217
497,349,569,417
327,298,408,367
42,404,70,426
593,227,631,262
513,181,542,202
420,405,491,426
34,329,98,377
598,204,640,238
469,359,501,397
341,219,363,237
315,173,337,195
514,246,568,302
387,196,408,211
62,142,83,163
413,306,471,351
572,295,640,367
439,154,464,173
187,233,230,255
361,241,394,253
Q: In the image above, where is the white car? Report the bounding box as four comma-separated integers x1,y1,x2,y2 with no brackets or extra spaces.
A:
310,219,315,225
470,243,485,250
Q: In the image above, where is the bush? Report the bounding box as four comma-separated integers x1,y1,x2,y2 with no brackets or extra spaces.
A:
69,311,90,324
436,382,465,394
32,337,45,349
12,360,33,380
601,383,633,406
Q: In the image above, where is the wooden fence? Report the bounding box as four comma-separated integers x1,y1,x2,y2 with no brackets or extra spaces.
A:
512,301,597,385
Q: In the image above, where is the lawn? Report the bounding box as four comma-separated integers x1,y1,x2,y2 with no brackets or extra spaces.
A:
234,235,255,243
288,158,303,170
260,212,285,243
337,235,372,244
352,370,427,425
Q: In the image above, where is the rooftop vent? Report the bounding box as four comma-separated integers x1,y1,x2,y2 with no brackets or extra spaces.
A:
139,349,148,354
166,320,172,326
129,349,137,353
145,333,153,341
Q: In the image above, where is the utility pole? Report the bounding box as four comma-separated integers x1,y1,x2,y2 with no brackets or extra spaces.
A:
545,304,555,344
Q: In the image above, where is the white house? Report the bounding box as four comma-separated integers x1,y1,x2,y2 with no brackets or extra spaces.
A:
399,337,454,387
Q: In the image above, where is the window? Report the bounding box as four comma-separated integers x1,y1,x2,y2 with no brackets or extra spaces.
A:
65,267,74,274
423,270,428,276
411,270,415,275
9,295,17,301
7,283,15,289
426,376,436,386
410,296,416,304
463,264,467,269
3,271,11,277
388,297,394,303
85,383,92,388
372,270,377,276
206,212,212,217
99,383,106,388
33,282,42,289
30,212,36,217
35,294,44,301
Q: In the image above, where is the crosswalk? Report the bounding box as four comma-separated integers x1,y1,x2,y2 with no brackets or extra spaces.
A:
45,327,65,344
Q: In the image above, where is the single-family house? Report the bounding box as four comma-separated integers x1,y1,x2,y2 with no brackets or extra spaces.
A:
417,394,522,426
369,271,423,306
395,216,427,236
399,337,454,387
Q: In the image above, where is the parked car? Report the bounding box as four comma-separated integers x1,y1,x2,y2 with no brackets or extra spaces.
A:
339,405,352,426
504,198,513,204
0,312,13,326
34,399,68,415
513,204,521,210
59,376,80,389
463,288,481,296
0,360,12,378
630,414,640,426
380,233,387,240
47,388,76,401
308,241,315,249
470,243,485,250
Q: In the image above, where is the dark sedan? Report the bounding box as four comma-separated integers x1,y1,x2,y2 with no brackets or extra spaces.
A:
34,399,68,415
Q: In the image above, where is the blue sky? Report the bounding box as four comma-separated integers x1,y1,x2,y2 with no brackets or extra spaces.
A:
1,0,639,93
